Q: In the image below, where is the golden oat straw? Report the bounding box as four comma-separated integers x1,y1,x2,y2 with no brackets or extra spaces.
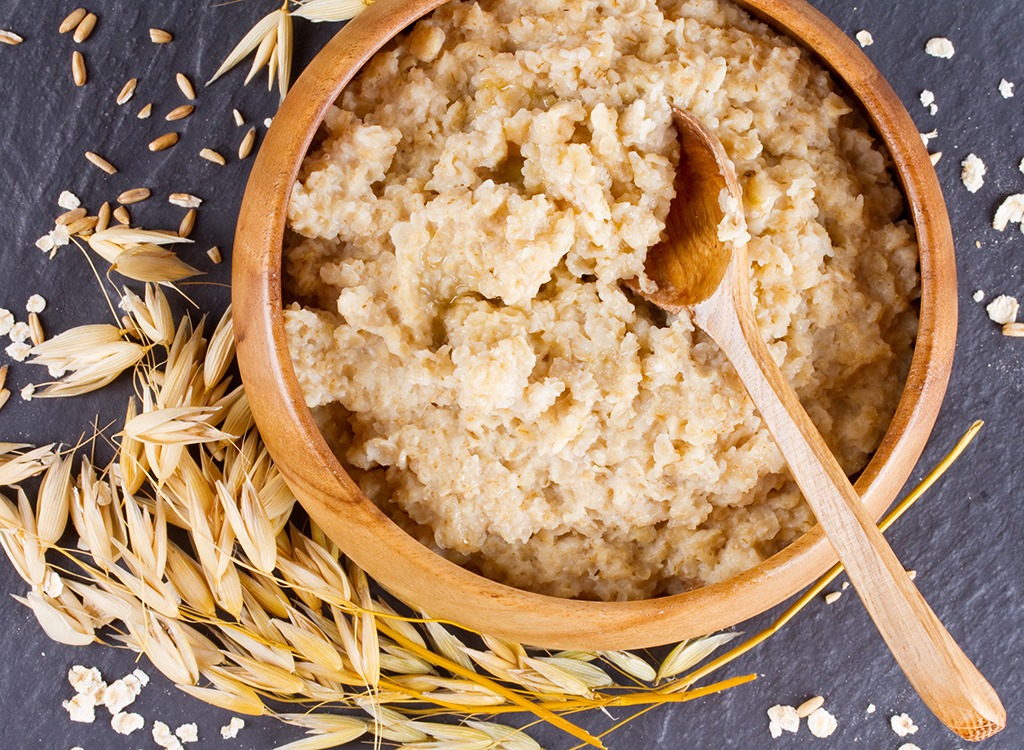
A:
199,148,226,166
148,132,179,152
72,11,96,43
117,188,150,205
0,29,23,45
175,72,196,100
150,27,172,44
71,50,86,86
84,151,116,175
59,8,87,34
166,104,194,122
238,126,256,159
116,77,137,105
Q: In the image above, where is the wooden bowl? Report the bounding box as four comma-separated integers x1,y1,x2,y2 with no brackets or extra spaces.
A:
233,0,956,650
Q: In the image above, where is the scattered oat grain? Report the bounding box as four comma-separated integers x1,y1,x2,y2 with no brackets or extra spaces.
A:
797,696,825,718
117,188,151,205
890,713,919,737
0,29,23,45
96,201,111,231
84,151,116,174
59,8,87,34
206,245,222,264
961,154,986,193
28,313,44,346
113,205,130,225
178,209,196,238
148,132,179,152
1000,79,1014,98
0,389,9,411
986,295,1019,325
925,37,955,58
929,151,942,165
175,72,196,100
169,192,202,208
137,102,152,119
166,104,194,121
149,28,172,44
116,77,137,105
1002,322,1024,337
824,591,842,605
855,30,873,47
72,12,96,43
807,708,838,738
906,569,917,580
72,50,87,86
57,207,86,225
232,108,244,127
238,126,256,159
199,148,225,165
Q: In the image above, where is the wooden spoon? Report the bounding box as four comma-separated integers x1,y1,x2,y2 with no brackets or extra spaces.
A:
633,108,1005,741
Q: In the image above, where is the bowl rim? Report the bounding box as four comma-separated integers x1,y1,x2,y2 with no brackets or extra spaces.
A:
232,0,957,650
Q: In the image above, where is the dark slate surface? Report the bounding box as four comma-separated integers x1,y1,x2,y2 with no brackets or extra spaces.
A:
0,1,1021,748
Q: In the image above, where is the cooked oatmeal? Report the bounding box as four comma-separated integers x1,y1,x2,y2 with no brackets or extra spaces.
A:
283,0,919,600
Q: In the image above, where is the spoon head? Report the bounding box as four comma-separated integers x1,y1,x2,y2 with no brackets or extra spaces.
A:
640,108,744,310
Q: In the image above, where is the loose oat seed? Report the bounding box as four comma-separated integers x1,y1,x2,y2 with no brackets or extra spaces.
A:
890,713,919,737
72,50,87,86
85,151,116,174
149,28,172,44
116,77,137,105
57,207,87,225
113,205,131,225
29,313,44,346
807,708,838,738
0,389,9,411
906,569,917,580
179,209,196,238
1002,322,1024,337
824,591,842,604
855,30,873,47
169,192,202,208
206,245,222,264
925,37,955,58
1000,79,1014,98
0,364,7,390
72,11,97,42
929,151,943,165
175,72,196,100
199,148,226,165
117,188,151,205
59,8,87,34
797,696,825,718
238,126,256,159
961,154,986,193
994,195,1024,230
148,132,179,152
137,102,152,119
232,108,244,127
165,104,194,121
96,201,111,231
986,295,1019,325
0,29,23,45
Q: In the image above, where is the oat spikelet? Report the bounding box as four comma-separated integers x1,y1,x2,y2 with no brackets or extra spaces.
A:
271,724,367,750
15,590,95,646
124,406,235,446
293,0,371,23
275,9,293,101
656,632,741,682
208,10,282,85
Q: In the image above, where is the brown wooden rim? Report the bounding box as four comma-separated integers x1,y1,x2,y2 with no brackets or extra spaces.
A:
233,0,956,650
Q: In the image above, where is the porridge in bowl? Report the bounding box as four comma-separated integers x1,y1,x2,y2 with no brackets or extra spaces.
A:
282,0,919,601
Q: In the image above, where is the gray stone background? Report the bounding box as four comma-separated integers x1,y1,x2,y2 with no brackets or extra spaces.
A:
0,1,1021,748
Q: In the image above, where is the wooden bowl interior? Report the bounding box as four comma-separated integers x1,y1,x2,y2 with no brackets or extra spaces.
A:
232,0,956,650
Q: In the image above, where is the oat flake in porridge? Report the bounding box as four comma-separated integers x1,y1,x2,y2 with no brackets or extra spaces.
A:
283,0,919,600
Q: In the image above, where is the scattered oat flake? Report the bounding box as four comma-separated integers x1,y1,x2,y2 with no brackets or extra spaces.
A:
925,37,955,58
102,674,143,714
855,30,873,47
891,713,919,737
866,704,876,714
63,693,96,723
961,154,986,193
20,384,35,401
58,191,80,210
264,117,273,128
993,194,1024,230
169,192,202,208
6,342,30,362
175,722,199,743
132,669,150,687
987,295,1019,325
69,665,105,697
920,129,938,146
0,310,13,336
154,720,184,750
973,290,985,303
824,591,842,604
26,294,46,313
111,711,144,735
1000,79,1014,98
221,717,245,739
767,705,800,734
768,721,783,739
9,322,31,343
808,708,838,738
920,90,934,107
898,745,921,750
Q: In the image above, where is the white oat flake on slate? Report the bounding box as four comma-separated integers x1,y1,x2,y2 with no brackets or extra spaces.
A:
925,36,955,58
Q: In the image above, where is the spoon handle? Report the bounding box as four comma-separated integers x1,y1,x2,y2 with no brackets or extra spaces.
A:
694,277,1005,742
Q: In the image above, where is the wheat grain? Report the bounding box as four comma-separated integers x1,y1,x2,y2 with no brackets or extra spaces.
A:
0,29,23,45
200,148,226,166
72,12,97,43
166,104,194,121
149,132,179,152
238,127,256,159
137,103,152,119
59,8,87,34
176,72,196,100
117,188,151,205
72,50,87,86
84,151,117,174
150,28,172,44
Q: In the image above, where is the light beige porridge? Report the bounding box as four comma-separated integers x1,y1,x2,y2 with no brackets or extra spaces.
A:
283,0,919,600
